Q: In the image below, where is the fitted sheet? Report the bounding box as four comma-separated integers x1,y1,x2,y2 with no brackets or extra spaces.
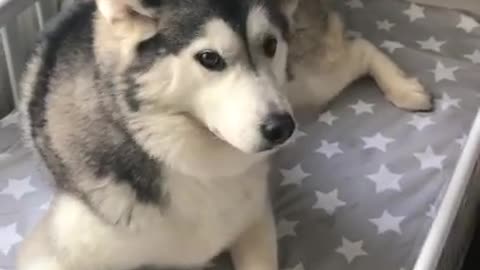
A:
1,0,480,270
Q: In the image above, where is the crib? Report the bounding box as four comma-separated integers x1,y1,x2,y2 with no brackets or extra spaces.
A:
1,0,480,270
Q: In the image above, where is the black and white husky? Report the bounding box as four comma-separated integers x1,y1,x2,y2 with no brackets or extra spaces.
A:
17,0,432,270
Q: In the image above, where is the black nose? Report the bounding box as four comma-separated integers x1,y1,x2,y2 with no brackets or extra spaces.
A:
260,113,296,145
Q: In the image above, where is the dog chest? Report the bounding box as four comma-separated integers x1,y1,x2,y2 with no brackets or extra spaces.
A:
48,167,270,269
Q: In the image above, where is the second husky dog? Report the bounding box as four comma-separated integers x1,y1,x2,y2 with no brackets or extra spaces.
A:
17,0,431,270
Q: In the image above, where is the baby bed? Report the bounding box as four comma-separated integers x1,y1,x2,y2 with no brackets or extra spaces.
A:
1,0,479,270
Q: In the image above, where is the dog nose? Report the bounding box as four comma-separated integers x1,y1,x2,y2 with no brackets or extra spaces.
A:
260,113,296,145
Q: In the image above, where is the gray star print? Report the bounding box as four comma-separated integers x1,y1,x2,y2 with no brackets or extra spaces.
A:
336,238,368,263
437,93,460,111
313,189,347,215
380,40,405,53
369,211,405,234
403,4,425,22
408,115,435,131
318,111,338,126
350,100,375,115
465,50,480,64
431,61,459,82
457,14,479,33
277,219,299,239
414,146,447,170
376,19,395,31
367,165,403,193
362,133,395,152
280,164,311,186
316,140,343,159
417,36,445,52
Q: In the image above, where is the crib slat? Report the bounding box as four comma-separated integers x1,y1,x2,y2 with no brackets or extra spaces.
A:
1,24,21,107
1,0,61,111
34,0,60,30
34,1,45,30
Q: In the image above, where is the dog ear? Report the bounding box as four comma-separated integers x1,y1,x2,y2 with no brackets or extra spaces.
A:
279,0,299,21
96,0,157,40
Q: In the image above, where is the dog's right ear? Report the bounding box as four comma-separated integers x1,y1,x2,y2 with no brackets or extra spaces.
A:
96,0,158,40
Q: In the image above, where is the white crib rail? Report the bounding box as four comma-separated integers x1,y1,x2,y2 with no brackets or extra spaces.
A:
0,0,59,112
1,25,21,107
413,108,480,270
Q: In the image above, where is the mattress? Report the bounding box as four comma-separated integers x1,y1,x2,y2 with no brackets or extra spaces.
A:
1,0,480,270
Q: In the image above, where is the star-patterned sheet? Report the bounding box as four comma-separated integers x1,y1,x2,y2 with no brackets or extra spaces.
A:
1,0,480,270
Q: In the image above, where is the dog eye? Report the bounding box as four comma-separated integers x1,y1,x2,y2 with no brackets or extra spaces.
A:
195,50,226,71
263,35,277,58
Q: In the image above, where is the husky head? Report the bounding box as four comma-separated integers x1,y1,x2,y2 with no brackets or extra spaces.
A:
94,0,299,153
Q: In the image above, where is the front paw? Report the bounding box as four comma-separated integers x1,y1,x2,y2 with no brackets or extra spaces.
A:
386,78,433,112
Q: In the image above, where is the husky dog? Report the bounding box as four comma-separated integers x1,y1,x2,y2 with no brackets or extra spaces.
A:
17,0,431,270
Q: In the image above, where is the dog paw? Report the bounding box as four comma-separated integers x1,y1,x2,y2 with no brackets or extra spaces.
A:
386,78,433,111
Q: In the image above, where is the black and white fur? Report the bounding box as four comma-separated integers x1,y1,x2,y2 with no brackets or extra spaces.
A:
17,1,432,270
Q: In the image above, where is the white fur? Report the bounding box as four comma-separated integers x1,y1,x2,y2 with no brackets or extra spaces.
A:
184,19,292,153
19,161,270,270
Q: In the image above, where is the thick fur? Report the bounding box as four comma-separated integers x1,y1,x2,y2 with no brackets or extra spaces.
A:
17,1,432,270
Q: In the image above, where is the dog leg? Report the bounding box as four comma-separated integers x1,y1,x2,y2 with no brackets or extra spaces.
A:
230,211,278,270
16,217,67,270
349,38,433,111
